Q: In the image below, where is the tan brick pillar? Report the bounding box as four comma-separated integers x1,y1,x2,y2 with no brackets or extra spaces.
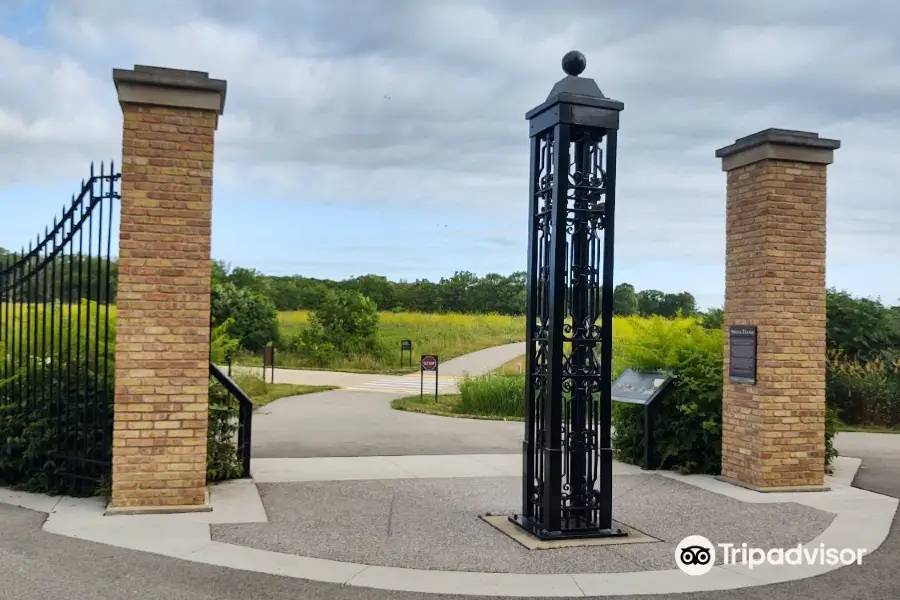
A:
715,129,840,492
108,66,226,513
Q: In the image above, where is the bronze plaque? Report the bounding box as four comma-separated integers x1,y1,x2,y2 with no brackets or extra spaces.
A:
729,325,757,384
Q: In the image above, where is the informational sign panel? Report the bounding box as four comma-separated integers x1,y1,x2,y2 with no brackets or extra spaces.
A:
611,369,670,406
728,325,757,384
610,369,672,471
420,354,439,401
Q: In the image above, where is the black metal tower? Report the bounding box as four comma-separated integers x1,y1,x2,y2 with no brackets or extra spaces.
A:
510,51,625,540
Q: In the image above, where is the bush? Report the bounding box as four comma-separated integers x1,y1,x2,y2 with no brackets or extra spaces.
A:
206,321,245,483
612,317,724,474
826,351,900,428
458,372,525,417
212,282,280,352
826,289,900,363
0,362,113,497
207,378,244,483
295,289,380,362
612,316,840,475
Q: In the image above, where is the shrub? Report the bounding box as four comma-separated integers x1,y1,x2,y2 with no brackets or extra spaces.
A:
0,362,113,496
612,316,841,475
211,282,280,352
826,351,900,428
206,321,245,483
611,317,724,474
206,378,244,483
458,372,525,417
298,289,380,361
826,289,900,363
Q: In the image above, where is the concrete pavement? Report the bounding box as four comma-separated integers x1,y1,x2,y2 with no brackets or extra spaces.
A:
1,451,895,597
252,390,521,458
437,342,525,377
1,432,899,599
249,342,527,459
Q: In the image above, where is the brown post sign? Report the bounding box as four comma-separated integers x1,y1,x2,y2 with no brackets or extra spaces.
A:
263,346,275,384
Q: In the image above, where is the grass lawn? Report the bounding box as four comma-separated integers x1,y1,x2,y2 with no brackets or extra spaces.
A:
233,374,337,408
391,393,524,422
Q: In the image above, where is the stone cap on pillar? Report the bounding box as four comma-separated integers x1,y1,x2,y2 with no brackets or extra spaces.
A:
715,128,840,172
113,65,227,126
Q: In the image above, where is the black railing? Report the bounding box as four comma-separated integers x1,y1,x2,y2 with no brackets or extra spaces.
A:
209,362,253,478
0,163,119,496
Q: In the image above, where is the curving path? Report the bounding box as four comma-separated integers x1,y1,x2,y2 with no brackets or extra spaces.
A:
251,342,525,459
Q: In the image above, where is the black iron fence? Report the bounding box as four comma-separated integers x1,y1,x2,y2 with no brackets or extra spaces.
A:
0,163,119,496
209,362,253,478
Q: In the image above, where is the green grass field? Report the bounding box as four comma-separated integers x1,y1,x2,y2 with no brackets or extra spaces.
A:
238,310,526,374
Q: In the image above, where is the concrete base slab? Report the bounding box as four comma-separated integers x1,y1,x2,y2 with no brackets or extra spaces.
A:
0,452,895,597
480,515,659,550
716,475,831,494
105,491,212,516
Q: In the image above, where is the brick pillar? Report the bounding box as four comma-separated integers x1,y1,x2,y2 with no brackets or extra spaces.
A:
714,129,840,492
108,66,227,513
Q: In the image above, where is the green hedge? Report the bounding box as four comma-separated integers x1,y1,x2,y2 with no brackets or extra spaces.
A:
611,316,839,474
0,364,114,497
611,317,725,474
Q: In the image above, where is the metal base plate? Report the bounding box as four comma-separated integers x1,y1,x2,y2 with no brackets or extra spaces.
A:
508,513,629,541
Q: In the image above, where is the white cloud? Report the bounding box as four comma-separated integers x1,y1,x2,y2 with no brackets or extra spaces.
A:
0,0,897,297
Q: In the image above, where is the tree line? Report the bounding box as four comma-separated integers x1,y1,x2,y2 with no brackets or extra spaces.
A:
0,248,118,303
212,261,706,318
0,246,709,319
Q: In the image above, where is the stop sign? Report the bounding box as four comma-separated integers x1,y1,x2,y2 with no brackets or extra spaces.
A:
421,355,438,371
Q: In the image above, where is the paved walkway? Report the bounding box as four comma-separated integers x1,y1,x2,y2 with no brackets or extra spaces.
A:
252,390,521,458
235,341,526,391
437,342,525,377
250,342,526,458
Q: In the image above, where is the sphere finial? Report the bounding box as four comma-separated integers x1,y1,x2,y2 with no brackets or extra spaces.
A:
561,51,586,76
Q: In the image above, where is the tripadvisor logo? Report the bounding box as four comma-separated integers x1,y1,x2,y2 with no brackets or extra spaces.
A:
675,535,716,576
675,535,867,576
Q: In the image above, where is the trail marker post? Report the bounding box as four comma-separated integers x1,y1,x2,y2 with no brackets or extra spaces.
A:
401,339,413,368
263,345,275,384
420,354,439,401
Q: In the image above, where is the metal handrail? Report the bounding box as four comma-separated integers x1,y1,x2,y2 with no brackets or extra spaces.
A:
209,361,253,478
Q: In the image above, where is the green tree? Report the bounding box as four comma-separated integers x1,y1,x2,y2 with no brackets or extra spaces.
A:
211,260,230,286
637,289,665,317
342,274,396,310
211,282,279,352
826,288,900,362
658,292,697,318
700,307,723,330
613,283,639,316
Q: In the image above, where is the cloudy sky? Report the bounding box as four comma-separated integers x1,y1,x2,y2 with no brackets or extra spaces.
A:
1,0,898,309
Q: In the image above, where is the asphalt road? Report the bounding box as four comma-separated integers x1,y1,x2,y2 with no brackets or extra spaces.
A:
1,434,897,600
